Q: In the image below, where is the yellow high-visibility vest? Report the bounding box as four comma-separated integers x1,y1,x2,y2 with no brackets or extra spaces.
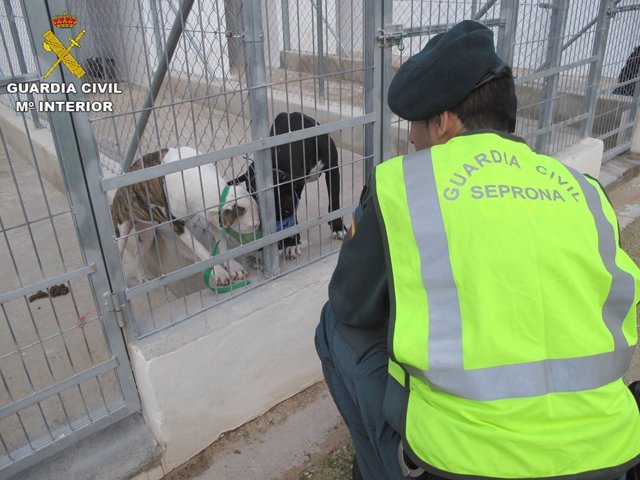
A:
374,132,640,479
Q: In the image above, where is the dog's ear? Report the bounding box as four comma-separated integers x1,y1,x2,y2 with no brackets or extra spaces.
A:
228,172,246,186
228,165,256,192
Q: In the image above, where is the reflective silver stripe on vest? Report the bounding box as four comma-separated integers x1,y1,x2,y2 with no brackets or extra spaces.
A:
566,168,636,350
400,150,634,401
403,150,463,369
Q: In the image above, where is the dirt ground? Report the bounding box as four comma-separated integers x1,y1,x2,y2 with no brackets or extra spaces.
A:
160,382,353,480
158,382,353,480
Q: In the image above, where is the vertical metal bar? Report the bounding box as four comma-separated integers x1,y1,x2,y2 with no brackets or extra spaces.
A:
336,0,348,55
363,0,376,182
379,0,393,164
123,0,196,172
133,0,164,161
195,0,217,153
281,0,290,51
581,0,613,137
622,68,640,145
213,0,238,150
496,0,519,67
149,0,163,62
317,1,347,56
315,0,325,98
224,0,244,72
535,0,568,153
366,0,392,182
2,0,41,128
243,0,280,276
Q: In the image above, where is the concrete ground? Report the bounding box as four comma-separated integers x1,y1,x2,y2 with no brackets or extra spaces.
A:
147,154,640,480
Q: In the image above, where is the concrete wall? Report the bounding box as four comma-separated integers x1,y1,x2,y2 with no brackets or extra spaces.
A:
0,106,65,193
555,137,604,178
129,254,335,473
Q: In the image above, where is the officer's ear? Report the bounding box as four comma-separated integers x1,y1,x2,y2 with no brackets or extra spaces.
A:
432,111,464,144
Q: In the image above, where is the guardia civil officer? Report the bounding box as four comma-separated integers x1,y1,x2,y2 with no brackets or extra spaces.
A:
315,20,640,480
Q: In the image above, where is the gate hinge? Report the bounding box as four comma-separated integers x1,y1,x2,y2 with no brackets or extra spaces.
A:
376,24,406,51
103,292,126,328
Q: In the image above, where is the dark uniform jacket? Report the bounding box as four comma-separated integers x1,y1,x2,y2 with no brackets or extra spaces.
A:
328,177,388,359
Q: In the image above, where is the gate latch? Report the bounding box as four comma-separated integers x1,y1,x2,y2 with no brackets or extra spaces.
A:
103,292,126,328
377,24,406,51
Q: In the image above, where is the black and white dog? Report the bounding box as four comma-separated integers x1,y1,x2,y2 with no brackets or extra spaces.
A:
232,112,345,258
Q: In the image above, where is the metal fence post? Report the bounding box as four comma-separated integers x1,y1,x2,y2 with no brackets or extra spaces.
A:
2,0,41,128
242,0,280,276
281,0,290,51
377,0,393,166
149,0,164,61
363,0,380,182
581,0,613,138
225,0,245,71
496,0,519,67
364,0,392,182
314,0,325,98
628,78,640,143
536,0,569,153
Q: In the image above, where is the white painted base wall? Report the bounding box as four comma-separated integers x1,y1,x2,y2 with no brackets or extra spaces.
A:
554,137,604,179
128,255,337,472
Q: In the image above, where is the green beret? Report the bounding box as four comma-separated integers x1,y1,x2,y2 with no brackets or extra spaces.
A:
388,20,505,121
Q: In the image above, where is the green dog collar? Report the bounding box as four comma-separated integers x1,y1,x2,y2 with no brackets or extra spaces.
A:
203,185,259,293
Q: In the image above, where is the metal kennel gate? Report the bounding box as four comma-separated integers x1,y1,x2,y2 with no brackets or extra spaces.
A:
0,0,140,477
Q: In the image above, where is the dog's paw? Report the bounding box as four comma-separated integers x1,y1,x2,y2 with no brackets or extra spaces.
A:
332,226,348,241
210,265,232,286
283,244,303,260
226,259,248,281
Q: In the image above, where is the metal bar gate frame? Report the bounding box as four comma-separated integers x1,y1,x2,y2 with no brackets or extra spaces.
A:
0,0,140,477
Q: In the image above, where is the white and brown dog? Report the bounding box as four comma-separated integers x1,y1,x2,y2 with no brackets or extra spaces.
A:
111,146,260,286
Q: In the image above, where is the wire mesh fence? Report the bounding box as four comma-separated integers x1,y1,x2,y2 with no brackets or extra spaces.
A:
386,0,640,160
64,0,370,338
